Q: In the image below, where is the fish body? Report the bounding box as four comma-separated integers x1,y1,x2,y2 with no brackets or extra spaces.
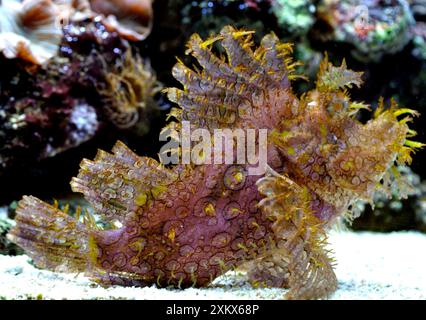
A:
9,26,422,299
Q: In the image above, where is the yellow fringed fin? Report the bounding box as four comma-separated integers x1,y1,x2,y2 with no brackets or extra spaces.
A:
71,141,178,223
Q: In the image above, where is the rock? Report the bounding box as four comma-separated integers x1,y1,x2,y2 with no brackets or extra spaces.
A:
0,209,23,255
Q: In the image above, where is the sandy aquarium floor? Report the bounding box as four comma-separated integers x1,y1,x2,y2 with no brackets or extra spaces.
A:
0,231,425,300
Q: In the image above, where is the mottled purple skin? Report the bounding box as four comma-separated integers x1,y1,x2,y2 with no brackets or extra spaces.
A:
92,164,269,286
80,145,284,287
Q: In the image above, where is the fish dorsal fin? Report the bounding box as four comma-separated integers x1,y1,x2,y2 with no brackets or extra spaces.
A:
166,26,300,131
71,141,178,224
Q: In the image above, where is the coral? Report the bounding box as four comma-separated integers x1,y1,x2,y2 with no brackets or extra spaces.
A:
147,0,278,86
0,0,157,173
272,0,316,37
0,213,23,255
88,0,153,41
0,19,159,174
62,0,154,41
100,50,160,129
413,22,426,60
0,95,99,171
351,167,426,232
0,0,153,66
316,0,415,62
409,0,426,17
8,26,423,299
0,0,62,64
0,217,13,254
179,0,275,40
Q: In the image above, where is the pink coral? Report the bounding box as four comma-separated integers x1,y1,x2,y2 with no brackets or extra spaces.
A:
8,26,423,299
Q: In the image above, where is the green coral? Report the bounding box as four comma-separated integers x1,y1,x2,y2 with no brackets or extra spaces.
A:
319,0,415,62
272,0,316,36
352,15,413,61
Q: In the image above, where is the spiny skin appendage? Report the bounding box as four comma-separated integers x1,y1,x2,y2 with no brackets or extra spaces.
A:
8,26,423,300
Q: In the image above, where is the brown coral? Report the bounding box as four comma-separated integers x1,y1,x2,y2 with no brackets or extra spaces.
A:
100,50,160,129
62,0,153,41
90,0,153,41
0,0,153,65
0,0,62,64
8,26,423,299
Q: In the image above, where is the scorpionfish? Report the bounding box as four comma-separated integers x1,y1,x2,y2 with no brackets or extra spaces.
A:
8,26,423,299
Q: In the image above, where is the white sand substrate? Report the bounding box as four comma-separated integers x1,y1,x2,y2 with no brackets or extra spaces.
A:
0,231,425,300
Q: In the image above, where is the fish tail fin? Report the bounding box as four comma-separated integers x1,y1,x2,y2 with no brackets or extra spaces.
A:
7,196,95,273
